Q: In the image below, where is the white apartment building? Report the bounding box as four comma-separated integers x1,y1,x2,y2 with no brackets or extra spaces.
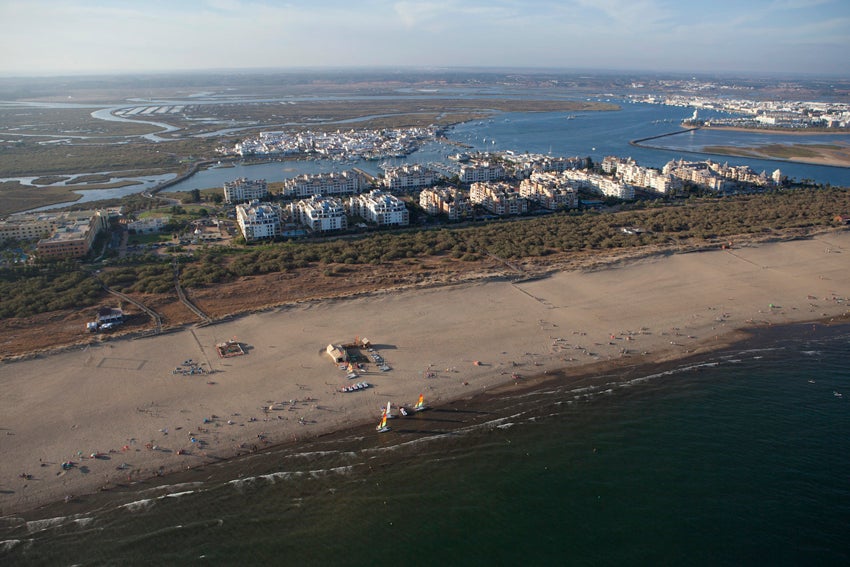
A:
519,172,578,210
382,164,439,191
419,187,470,220
469,182,528,216
562,170,635,200
236,200,282,241
349,190,409,226
223,178,269,204
663,160,739,192
282,171,366,199
617,160,681,195
459,162,506,184
601,156,624,174
290,195,348,232
127,216,169,234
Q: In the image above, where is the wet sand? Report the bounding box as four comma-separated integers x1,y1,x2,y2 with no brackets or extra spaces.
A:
2,231,849,517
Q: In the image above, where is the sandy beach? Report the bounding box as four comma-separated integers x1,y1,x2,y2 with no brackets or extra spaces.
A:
2,231,849,518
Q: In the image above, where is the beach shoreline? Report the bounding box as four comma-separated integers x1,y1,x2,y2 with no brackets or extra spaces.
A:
2,232,849,520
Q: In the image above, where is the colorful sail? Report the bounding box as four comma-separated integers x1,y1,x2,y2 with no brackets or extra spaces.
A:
376,409,388,431
415,394,424,408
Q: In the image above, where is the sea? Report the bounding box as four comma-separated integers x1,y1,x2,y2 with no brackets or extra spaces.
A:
3,321,849,566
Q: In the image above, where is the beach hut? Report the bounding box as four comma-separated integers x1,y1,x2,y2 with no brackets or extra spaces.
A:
326,344,348,364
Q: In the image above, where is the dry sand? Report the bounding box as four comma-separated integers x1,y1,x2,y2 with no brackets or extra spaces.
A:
2,231,849,517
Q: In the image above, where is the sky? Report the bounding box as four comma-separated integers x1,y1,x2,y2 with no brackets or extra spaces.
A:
1,0,848,77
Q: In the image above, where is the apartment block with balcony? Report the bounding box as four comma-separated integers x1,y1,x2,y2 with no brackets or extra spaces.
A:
382,164,440,191
459,162,506,184
290,195,348,232
282,171,366,199
519,172,579,210
419,187,470,220
223,178,269,204
469,182,528,216
349,190,409,226
236,200,282,241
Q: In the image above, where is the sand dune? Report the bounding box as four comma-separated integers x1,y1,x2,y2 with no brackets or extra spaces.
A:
2,231,849,517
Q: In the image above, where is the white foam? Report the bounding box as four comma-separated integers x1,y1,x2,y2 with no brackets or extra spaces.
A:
121,499,155,513
162,491,195,499
0,539,22,552
73,517,94,528
25,516,66,533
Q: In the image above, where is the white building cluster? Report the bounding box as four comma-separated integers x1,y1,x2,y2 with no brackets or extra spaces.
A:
382,164,441,191
602,156,683,195
225,127,437,161
519,172,579,210
349,190,409,226
662,159,777,191
459,161,506,184
634,92,850,129
502,152,588,177
419,187,471,220
236,200,283,241
223,178,268,204
126,216,169,234
562,169,636,200
469,181,529,216
282,170,367,199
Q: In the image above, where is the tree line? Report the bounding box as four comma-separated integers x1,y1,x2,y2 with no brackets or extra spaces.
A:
2,187,848,319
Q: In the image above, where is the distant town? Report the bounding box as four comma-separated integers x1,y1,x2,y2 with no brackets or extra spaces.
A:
628,79,850,130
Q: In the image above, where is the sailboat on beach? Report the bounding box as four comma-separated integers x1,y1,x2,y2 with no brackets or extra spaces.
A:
384,401,396,419
376,409,390,433
411,393,429,413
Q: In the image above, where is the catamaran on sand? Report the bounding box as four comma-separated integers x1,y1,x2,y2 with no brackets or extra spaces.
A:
376,409,390,433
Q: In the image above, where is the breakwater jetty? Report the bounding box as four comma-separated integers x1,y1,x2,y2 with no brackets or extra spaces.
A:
630,127,700,146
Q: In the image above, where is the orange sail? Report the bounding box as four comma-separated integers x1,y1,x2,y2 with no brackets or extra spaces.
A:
415,394,424,408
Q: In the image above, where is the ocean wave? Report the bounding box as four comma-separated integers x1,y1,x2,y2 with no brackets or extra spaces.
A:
162,490,196,499
227,477,258,491
25,516,66,534
231,465,355,490
73,517,95,528
0,539,22,552
801,350,822,356
310,465,353,478
285,450,342,460
121,498,155,513
723,346,785,357
144,481,205,495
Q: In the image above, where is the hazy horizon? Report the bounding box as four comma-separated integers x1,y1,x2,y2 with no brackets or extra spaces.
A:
1,0,848,78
